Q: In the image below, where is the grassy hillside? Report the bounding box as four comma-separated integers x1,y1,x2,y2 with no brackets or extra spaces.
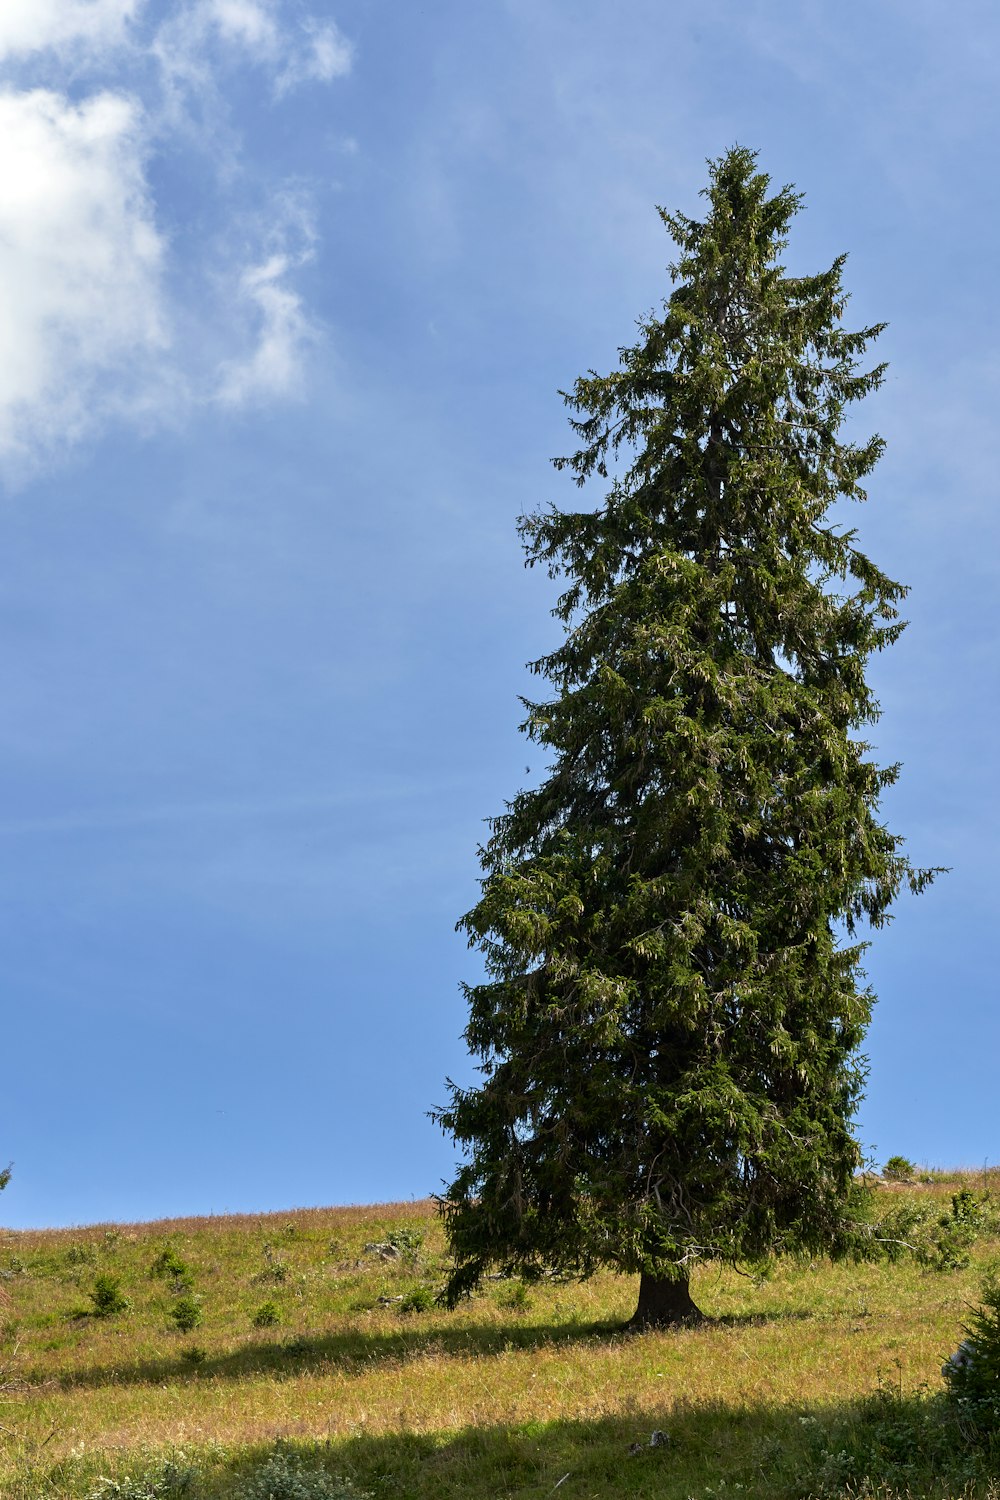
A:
1,1175,999,1498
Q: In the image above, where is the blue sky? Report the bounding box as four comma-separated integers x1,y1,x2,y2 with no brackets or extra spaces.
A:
1,0,996,1229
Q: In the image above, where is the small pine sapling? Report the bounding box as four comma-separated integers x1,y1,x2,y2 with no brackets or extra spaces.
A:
253,1300,281,1328
943,1275,1000,1435
169,1296,203,1333
89,1274,131,1318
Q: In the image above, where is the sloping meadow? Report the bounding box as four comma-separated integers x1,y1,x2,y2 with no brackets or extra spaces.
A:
1,1175,999,1499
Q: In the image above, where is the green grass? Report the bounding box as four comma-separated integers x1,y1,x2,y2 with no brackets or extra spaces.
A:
1,1178,999,1498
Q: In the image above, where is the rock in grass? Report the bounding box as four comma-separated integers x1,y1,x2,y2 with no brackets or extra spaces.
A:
628,1430,670,1455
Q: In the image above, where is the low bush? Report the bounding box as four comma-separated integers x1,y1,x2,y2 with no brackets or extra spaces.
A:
384,1227,423,1253
942,1272,1000,1437
255,1242,290,1284
86,1460,194,1498
89,1274,131,1318
235,1449,366,1499
854,1186,999,1273
65,1242,98,1268
797,1382,981,1497
170,1296,203,1333
496,1279,532,1313
883,1155,915,1181
150,1248,189,1280
398,1286,434,1314
253,1300,281,1328
151,1248,194,1293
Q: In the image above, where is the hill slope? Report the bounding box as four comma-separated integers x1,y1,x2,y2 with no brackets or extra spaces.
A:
1,1177,999,1498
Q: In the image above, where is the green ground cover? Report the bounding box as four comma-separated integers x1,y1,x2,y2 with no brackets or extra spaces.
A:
1,1176,998,1498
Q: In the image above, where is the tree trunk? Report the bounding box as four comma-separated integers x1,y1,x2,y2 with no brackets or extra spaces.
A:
627,1271,703,1330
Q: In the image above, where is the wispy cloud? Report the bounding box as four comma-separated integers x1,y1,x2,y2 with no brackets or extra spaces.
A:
276,16,352,96
205,0,281,51
0,777,464,838
152,0,352,109
0,0,352,476
216,250,317,406
0,0,140,61
0,86,166,471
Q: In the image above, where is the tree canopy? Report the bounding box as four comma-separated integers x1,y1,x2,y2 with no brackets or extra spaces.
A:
436,147,935,1327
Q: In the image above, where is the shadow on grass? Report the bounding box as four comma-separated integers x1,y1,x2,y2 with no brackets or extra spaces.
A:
40,1308,814,1394
30,1387,1000,1500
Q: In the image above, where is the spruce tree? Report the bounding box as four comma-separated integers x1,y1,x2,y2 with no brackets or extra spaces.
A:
436,148,935,1327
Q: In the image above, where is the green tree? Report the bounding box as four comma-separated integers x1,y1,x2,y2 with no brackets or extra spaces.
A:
436,148,936,1328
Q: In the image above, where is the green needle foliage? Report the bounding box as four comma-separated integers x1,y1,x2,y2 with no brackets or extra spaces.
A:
90,1273,132,1319
944,1274,1000,1435
437,147,937,1327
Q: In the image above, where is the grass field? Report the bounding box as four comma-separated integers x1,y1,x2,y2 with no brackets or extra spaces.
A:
1,1174,999,1498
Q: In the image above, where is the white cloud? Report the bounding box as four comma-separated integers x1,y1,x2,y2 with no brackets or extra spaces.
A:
157,0,282,75
208,0,281,52
153,0,352,104
0,0,140,61
216,249,317,406
276,18,352,95
0,87,166,465
0,1,351,472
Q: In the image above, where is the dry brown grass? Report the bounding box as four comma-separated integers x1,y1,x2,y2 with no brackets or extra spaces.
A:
1,1179,998,1498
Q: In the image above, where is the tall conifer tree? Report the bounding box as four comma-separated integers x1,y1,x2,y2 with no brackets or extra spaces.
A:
437,148,935,1327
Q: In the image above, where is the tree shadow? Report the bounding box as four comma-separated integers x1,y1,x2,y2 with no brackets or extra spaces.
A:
286,1394,994,1500
38,1387,993,1500
40,1307,814,1394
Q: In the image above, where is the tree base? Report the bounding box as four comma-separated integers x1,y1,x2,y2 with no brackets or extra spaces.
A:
627,1272,704,1330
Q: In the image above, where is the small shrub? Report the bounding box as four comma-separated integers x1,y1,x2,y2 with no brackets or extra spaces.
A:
797,1379,980,1497
236,1449,366,1499
858,1194,927,1262
89,1274,131,1318
151,1247,185,1276
151,1248,193,1290
180,1345,207,1367
918,1192,990,1273
170,1296,203,1333
256,1260,288,1285
926,1225,975,1273
86,1459,194,1498
253,1300,281,1328
497,1280,532,1313
950,1187,990,1228
862,1187,992,1273
66,1242,98,1267
360,1227,425,1268
385,1227,424,1253
259,1243,289,1282
943,1274,1000,1436
398,1286,434,1314
883,1155,915,1181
